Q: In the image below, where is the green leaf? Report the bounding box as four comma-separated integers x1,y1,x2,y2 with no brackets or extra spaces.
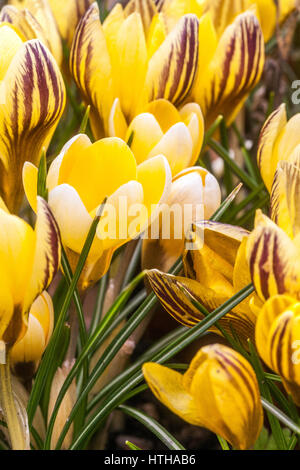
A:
119,405,185,451
37,151,48,200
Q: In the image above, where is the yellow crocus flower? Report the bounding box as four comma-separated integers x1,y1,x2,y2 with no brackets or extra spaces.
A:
257,104,300,192
8,0,63,65
143,343,263,450
0,23,65,213
147,221,258,343
247,150,300,302
142,166,221,272
109,99,204,176
255,294,300,405
70,2,199,139
0,197,60,348
23,135,172,291
10,291,54,380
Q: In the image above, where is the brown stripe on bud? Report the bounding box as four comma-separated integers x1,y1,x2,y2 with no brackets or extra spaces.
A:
147,14,199,106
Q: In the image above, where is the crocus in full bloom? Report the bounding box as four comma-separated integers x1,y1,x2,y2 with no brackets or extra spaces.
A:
70,2,199,138
23,135,172,291
147,221,258,343
0,197,60,348
109,98,204,176
143,343,263,450
10,291,54,380
0,23,65,213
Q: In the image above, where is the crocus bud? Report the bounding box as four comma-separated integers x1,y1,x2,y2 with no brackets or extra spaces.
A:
142,167,221,272
143,343,263,450
10,292,54,380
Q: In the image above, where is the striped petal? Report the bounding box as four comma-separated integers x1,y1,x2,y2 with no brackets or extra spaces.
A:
146,14,199,106
9,0,63,65
124,0,158,31
247,211,300,301
70,2,114,137
25,197,61,311
183,221,249,290
0,38,65,213
48,0,93,46
190,344,263,450
257,104,287,192
270,149,300,238
193,11,264,127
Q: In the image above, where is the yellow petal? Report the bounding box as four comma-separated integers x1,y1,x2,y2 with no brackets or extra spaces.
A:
103,3,125,61
113,12,148,121
203,0,253,36
144,99,181,132
96,180,144,250
125,113,163,164
148,122,193,176
30,291,54,345
193,11,264,127
137,154,172,213
48,0,93,46
255,294,296,369
0,38,65,213
247,211,300,301
146,12,167,58
48,184,101,258
161,0,204,29
270,150,300,238
0,23,24,80
191,344,263,450
124,0,158,32
70,2,114,137
48,134,91,192
183,220,249,288
0,250,14,341
58,137,137,213
108,98,128,139
146,14,199,106
179,102,204,164
143,362,204,426
256,0,296,41
22,162,38,213
25,197,61,311
257,103,287,192
272,113,300,175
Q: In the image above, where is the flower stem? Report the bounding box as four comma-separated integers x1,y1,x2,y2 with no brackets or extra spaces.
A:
0,349,28,450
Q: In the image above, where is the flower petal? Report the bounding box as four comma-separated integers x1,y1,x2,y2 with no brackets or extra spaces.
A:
108,98,128,139
257,103,287,192
179,102,204,164
247,211,300,301
58,137,137,213
125,113,163,164
26,197,61,310
193,11,264,127
146,14,199,106
270,149,300,238
147,122,193,175
124,0,158,31
70,2,114,136
143,362,203,426
144,99,181,132
0,38,65,212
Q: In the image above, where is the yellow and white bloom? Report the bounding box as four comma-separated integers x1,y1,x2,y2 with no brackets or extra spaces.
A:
110,99,204,176
23,135,172,291
143,343,263,450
